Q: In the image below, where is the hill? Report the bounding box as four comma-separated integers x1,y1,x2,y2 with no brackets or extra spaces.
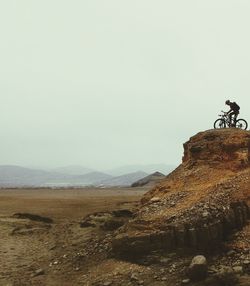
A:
98,171,148,187
105,164,175,176
0,165,63,187
131,171,165,187
112,129,250,257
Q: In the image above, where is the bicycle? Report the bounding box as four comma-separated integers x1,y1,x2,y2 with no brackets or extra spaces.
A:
214,111,248,130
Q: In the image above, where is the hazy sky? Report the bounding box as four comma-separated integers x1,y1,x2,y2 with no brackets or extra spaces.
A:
0,1,250,169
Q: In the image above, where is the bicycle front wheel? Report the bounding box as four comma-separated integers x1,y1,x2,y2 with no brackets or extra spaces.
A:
236,119,248,130
214,119,226,129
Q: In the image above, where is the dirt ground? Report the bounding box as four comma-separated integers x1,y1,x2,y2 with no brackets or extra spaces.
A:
0,187,249,286
0,187,148,286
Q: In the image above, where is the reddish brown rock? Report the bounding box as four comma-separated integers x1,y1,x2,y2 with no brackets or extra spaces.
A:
112,129,250,258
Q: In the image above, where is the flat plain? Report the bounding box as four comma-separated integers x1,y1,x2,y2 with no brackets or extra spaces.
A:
0,187,148,285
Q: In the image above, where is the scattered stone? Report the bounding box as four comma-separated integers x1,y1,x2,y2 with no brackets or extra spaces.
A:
208,266,217,274
150,197,161,203
233,266,243,274
227,250,236,256
211,267,238,286
168,253,177,258
188,255,207,281
182,279,190,284
130,273,139,281
31,268,45,277
202,211,209,217
160,257,171,264
103,281,112,286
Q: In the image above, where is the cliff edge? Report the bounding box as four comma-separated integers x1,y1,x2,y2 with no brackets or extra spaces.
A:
112,129,250,257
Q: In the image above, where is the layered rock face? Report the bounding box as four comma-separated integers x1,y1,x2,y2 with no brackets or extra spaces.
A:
182,129,250,169
112,129,250,257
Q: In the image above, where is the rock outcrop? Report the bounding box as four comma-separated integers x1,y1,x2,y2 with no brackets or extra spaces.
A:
112,129,250,258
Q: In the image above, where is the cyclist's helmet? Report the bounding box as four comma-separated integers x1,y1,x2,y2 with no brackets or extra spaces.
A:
225,100,230,105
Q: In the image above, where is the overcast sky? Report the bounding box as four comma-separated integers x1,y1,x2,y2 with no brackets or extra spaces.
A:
0,1,250,170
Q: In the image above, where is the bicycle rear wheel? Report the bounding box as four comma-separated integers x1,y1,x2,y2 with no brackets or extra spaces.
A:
236,119,248,130
214,119,226,129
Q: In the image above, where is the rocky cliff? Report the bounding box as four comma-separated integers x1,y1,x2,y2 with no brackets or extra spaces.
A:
112,129,250,257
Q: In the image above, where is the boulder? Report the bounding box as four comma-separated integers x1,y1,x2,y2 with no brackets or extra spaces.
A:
188,255,207,281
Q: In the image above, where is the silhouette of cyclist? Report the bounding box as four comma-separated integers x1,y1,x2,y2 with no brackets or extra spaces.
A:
225,100,240,127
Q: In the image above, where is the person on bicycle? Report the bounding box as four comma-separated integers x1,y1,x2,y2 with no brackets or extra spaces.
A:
225,100,240,127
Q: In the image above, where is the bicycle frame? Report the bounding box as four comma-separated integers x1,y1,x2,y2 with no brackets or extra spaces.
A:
219,113,233,127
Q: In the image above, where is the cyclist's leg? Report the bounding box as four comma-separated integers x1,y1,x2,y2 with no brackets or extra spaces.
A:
231,112,238,127
228,112,233,126
232,112,239,127
234,112,239,122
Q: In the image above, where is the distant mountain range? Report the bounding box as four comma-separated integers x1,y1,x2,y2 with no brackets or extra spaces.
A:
0,165,146,187
104,164,175,176
0,165,110,187
44,164,175,177
50,165,95,176
0,164,174,188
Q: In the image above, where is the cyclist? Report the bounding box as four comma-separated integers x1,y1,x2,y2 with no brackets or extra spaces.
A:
225,100,240,127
